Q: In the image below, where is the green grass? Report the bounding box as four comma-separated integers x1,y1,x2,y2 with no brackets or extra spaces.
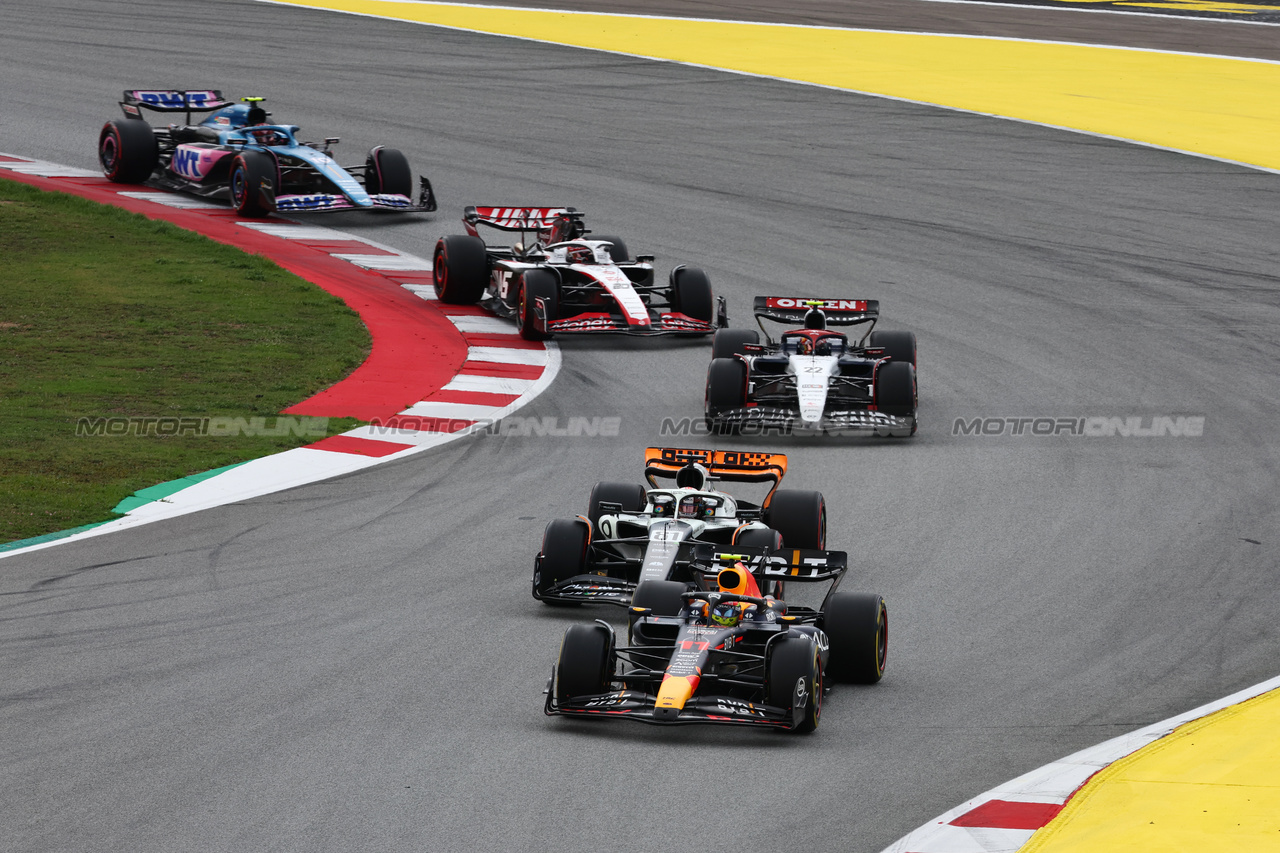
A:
0,178,370,543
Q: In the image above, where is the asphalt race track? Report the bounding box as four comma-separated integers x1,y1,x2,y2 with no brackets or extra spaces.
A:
2,2,1279,851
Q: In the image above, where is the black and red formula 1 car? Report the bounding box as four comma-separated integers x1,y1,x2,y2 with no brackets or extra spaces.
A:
545,545,887,732
705,297,918,436
433,206,727,340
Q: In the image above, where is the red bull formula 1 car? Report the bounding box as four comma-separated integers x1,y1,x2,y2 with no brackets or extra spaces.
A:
98,89,436,216
532,447,826,606
705,297,918,436
544,545,888,732
433,207,727,341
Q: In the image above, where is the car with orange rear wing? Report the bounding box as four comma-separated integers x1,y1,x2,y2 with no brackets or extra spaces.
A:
433,206,727,341
706,296,918,436
532,447,827,607
544,546,888,732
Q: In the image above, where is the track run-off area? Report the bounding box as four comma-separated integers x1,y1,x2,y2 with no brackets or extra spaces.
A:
1,1,1278,852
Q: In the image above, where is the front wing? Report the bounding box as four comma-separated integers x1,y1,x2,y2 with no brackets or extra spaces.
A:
545,678,800,730
713,405,916,436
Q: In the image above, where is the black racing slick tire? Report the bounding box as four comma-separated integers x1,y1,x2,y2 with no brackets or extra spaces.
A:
629,579,689,646
229,151,276,217
535,518,590,603
705,357,747,434
591,234,630,263
517,269,559,342
433,234,488,304
767,637,822,733
556,623,614,702
874,361,917,419
364,146,412,196
868,329,917,367
670,266,714,323
764,490,826,550
587,481,647,534
632,580,687,618
822,591,887,684
711,328,761,360
733,526,783,552
99,120,158,184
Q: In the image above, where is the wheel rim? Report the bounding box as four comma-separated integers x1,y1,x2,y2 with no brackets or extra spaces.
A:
231,166,246,207
875,604,888,674
433,253,447,293
517,283,528,330
100,134,118,172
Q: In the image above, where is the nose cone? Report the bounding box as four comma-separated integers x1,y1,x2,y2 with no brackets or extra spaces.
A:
655,674,699,717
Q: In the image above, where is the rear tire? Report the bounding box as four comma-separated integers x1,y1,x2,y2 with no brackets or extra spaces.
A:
433,235,488,304
711,328,760,360
587,481,647,533
670,266,714,322
364,146,412,196
629,579,689,645
767,637,822,733
229,151,276,217
822,592,887,684
764,490,826,549
517,269,559,341
99,120,158,184
705,357,747,434
534,518,590,602
591,234,630,263
556,623,614,702
868,330,916,367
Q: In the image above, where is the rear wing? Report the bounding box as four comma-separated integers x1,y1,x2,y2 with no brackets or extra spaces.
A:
462,206,586,243
643,446,786,504
119,90,233,122
692,543,847,582
753,296,879,334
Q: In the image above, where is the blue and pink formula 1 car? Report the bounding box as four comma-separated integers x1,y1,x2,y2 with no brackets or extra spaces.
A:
98,89,436,216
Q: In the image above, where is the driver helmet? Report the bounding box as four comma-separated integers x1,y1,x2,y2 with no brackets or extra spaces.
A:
804,307,827,330
250,128,286,146
710,602,742,628
678,495,714,519
566,244,594,265
674,463,709,491
797,337,814,355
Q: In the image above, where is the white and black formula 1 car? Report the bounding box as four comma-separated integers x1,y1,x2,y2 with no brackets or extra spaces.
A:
705,297,918,437
432,206,727,341
98,89,436,216
532,447,826,606
545,545,888,732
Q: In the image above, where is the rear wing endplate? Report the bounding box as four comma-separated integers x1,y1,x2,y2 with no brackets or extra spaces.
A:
692,543,847,582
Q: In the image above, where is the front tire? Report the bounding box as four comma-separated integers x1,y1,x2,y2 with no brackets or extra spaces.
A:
764,490,826,549
99,120,158,184
768,637,822,733
534,518,590,602
874,361,917,419
822,592,887,684
364,146,412,196
433,234,488,304
517,269,559,341
229,151,276,217
556,623,614,702
670,266,714,323
705,357,747,434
